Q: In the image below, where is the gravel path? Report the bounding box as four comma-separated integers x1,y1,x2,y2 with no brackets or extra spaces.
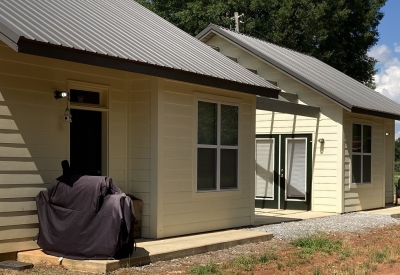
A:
249,212,400,240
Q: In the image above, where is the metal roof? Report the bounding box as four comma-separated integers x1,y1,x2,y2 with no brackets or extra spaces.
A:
197,24,400,120
0,0,279,97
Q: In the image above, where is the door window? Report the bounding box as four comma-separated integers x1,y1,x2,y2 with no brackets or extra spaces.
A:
286,138,306,200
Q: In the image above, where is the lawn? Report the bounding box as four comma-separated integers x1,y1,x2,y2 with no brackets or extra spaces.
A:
5,225,400,275
186,226,400,275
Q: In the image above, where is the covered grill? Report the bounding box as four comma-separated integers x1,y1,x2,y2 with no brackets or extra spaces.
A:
36,164,135,260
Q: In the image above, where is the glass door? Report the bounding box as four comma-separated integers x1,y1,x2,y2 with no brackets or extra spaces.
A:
280,134,312,210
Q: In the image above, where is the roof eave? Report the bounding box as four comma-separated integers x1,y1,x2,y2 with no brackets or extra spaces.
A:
195,24,215,42
16,38,279,98
0,22,20,51
197,26,356,111
198,26,400,120
351,107,400,121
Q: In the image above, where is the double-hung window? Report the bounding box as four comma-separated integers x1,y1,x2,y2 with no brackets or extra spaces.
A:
352,123,372,184
197,100,239,191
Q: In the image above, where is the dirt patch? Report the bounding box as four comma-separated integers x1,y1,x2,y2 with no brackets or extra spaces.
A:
3,225,400,275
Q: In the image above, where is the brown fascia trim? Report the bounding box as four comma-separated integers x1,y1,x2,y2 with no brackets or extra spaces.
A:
17,38,279,99
351,107,400,121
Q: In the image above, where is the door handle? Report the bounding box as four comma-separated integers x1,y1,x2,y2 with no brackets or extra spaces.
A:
280,169,284,177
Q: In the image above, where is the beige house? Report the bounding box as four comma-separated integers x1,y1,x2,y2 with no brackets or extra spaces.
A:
197,24,400,213
0,1,280,256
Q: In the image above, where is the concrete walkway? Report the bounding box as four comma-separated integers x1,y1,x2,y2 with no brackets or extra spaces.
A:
254,204,400,227
255,208,337,226
361,204,400,218
18,229,272,273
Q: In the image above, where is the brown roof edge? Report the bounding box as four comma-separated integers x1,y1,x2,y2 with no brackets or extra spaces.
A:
351,107,400,121
17,38,279,98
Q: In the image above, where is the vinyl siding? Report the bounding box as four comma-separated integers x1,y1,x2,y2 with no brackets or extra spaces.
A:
0,41,146,252
385,120,395,203
343,112,386,212
159,79,255,238
129,77,152,238
205,36,343,213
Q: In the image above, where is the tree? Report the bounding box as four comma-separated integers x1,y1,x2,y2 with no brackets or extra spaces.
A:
395,138,400,162
137,0,387,88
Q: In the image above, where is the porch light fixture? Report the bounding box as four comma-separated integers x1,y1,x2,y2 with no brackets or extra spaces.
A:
64,107,72,123
385,132,390,136
54,90,69,100
54,90,72,123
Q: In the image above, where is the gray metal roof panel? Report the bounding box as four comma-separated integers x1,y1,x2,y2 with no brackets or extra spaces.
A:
0,0,279,93
197,24,400,119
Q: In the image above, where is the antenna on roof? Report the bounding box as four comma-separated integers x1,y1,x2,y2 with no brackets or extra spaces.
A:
231,12,244,33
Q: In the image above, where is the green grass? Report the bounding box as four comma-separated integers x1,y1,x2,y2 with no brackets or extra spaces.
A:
370,247,391,264
189,263,220,275
291,236,343,255
233,251,278,271
189,251,278,274
234,255,257,271
312,266,323,275
259,251,278,263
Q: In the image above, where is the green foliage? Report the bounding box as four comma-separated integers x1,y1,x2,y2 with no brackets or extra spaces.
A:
259,251,278,263
395,162,400,173
189,263,220,275
232,251,277,271
395,138,400,162
291,236,342,254
235,255,257,271
137,0,387,87
369,247,391,263
312,266,323,275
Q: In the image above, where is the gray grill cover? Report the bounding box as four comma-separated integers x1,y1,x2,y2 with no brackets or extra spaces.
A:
36,175,135,259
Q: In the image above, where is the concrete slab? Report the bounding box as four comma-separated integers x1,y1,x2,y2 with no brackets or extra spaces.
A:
255,208,337,226
361,204,400,218
18,229,273,273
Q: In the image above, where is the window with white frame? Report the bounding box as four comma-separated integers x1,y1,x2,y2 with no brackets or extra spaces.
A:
352,123,372,184
197,100,239,191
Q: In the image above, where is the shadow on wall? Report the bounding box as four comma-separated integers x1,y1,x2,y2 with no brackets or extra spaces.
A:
0,89,68,254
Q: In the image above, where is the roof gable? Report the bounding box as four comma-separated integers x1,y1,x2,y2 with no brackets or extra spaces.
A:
197,24,400,120
0,1,279,97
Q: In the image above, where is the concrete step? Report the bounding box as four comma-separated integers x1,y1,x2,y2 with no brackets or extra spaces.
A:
18,229,273,273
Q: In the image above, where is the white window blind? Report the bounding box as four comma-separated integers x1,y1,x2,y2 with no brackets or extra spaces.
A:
256,139,274,198
286,139,306,199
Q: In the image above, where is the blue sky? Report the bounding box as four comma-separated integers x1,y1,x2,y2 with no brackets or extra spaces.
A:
368,0,400,138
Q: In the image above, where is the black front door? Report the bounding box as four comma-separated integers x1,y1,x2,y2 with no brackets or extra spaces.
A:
70,109,102,176
255,135,279,208
255,134,312,210
279,134,312,210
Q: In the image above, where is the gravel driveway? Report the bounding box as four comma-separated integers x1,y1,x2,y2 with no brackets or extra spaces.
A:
249,212,400,240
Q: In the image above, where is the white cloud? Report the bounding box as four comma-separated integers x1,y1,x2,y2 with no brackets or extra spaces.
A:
371,44,400,135
371,44,400,104
369,44,392,63
395,43,400,53
375,65,400,102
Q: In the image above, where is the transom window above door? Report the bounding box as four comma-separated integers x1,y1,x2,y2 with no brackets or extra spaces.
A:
197,100,239,191
70,89,100,105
